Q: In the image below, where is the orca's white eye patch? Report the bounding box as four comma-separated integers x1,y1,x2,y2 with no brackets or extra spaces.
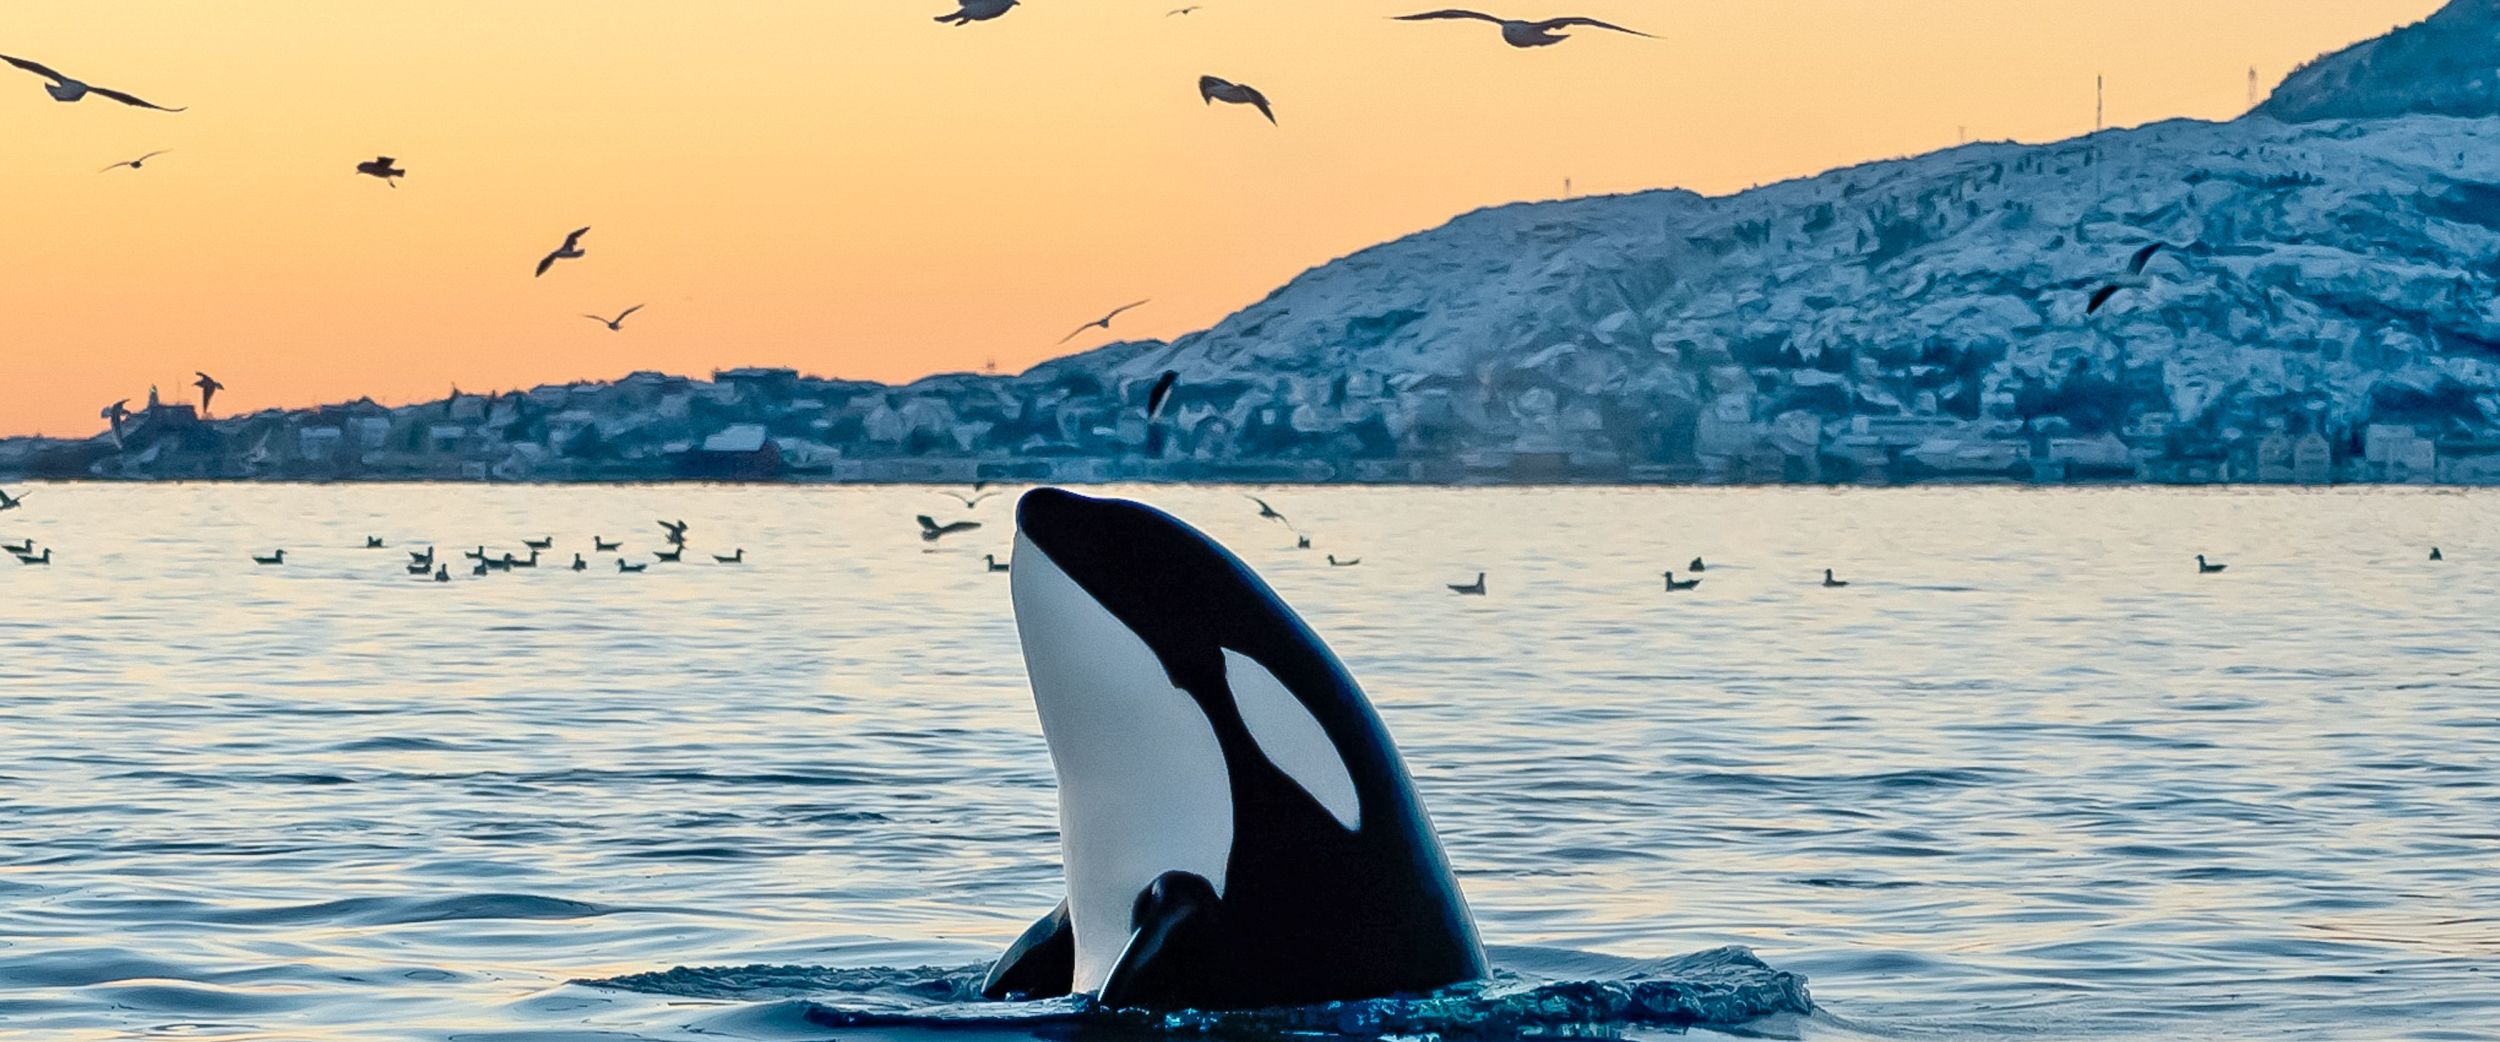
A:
1222,649,1362,831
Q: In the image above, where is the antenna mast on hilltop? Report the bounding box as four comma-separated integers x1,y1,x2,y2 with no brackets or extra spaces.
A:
2248,65,2259,110
2095,74,2104,132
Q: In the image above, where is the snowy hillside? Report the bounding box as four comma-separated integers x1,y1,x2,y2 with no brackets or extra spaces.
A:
2259,0,2500,123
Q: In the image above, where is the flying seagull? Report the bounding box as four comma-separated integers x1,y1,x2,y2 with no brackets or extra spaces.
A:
939,489,999,509
1199,76,1276,124
101,399,131,447
919,515,982,541
657,519,690,545
935,0,1018,25
1391,10,1653,46
535,227,590,277
355,156,405,187
2087,241,2187,315
1059,300,1150,344
1246,495,1291,527
0,488,24,512
1169,5,1204,13
99,150,169,173
194,372,224,415
583,304,644,331
2,54,185,111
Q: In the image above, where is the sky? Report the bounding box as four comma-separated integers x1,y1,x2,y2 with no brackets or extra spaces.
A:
0,0,2449,437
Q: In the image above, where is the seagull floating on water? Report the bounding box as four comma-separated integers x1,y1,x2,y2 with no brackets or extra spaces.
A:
100,150,170,173
594,536,622,551
2430,547,2444,561
1059,300,1150,344
618,559,647,573
2,55,184,111
434,565,451,582
1328,555,1361,567
354,156,404,187
1663,571,1701,591
3,540,33,555
366,536,386,549
1688,556,1707,572
253,550,287,566
653,546,683,563
1199,76,1276,124
2197,554,2228,574
15,548,53,566
1449,572,1487,595
1822,569,1849,588
524,536,554,550
572,553,588,571
583,305,643,331
535,227,590,277
1391,9,1654,47
984,553,1011,573
935,0,1018,25
920,515,981,541
714,548,745,564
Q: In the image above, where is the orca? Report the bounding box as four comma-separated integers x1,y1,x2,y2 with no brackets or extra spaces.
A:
982,487,1486,1011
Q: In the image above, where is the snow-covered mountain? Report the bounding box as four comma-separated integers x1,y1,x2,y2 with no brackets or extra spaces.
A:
2259,0,2500,123
13,0,2500,484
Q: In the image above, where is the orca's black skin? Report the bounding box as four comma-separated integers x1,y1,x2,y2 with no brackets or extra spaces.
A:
986,487,1486,1011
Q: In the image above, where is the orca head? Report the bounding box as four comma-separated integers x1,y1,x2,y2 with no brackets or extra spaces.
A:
1010,488,1386,993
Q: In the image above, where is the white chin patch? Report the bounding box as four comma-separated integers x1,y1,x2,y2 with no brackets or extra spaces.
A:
1223,649,1362,832
1011,532,1234,994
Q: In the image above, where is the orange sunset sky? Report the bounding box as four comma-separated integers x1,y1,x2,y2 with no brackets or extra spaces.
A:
0,1,2446,438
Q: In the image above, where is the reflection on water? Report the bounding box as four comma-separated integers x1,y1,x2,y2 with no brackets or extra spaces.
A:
0,483,2494,1041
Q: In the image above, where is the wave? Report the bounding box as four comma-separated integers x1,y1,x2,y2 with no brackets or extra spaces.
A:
580,945,1813,1038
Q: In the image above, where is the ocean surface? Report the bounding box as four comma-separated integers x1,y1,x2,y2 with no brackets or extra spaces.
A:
1,483,2494,1042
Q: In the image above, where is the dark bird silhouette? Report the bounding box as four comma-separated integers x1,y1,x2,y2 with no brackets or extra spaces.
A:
100,150,170,173
434,565,451,582
473,560,490,576
657,519,689,545
535,226,589,277
653,546,683,563
1688,556,1706,572
714,548,745,564
102,399,132,447
920,515,982,541
572,553,588,571
406,560,431,575
594,536,622,551
2197,554,2227,574
1328,555,1360,567
1295,533,1311,549
253,550,286,566
463,545,491,561
194,372,224,416
1391,10,1655,46
2,54,185,111
583,305,643,331
355,156,404,186
984,553,1012,573
1247,495,1291,527
1663,571,1701,591
509,550,540,569
1449,572,1486,595
1170,5,1204,13
935,0,1018,25
15,548,53,565
366,536,386,549
1059,300,1150,344
618,559,647,573
0,489,26,512
1199,75,1276,124
939,490,999,509
2430,547,2444,561
3,539,34,555
524,536,554,550
1822,569,1849,588
2086,242,2186,315
409,546,435,566
2085,284,2122,315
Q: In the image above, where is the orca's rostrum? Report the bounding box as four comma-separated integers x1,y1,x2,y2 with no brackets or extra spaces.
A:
983,488,1486,1011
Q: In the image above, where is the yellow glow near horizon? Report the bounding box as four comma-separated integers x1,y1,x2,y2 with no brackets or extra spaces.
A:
0,1,2445,437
